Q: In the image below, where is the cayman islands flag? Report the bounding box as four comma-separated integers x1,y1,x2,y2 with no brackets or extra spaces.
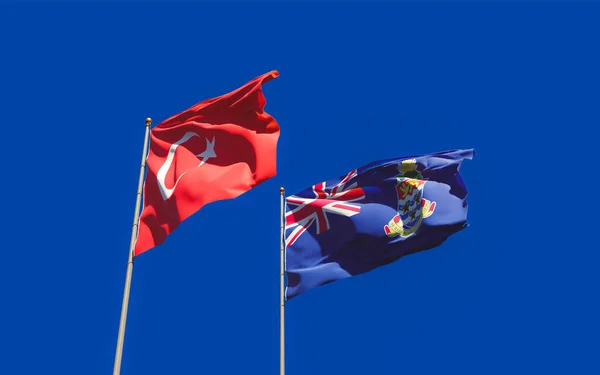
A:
284,149,474,299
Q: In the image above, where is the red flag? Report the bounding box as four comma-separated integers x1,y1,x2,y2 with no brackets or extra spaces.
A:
134,71,280,256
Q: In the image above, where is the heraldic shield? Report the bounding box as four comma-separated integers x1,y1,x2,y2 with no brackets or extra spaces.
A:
384,159,436,238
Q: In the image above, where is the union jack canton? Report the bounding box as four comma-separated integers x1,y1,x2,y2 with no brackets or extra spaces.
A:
285,170,365,247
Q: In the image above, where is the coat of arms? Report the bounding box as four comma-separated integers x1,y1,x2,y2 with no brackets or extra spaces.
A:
384,159,436,238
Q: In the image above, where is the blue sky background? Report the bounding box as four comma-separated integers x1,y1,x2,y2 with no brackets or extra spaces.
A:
1,2,598,375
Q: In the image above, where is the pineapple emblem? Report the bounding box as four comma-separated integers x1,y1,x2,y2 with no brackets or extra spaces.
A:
384,159,436,238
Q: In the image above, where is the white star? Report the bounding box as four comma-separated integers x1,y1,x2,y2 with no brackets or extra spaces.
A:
196,137,216,166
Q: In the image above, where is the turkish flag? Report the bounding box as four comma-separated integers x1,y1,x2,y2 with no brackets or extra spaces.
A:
134,71,280,256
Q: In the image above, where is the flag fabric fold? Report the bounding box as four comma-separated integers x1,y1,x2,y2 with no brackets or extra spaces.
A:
134,71,280,256
284,149,474,299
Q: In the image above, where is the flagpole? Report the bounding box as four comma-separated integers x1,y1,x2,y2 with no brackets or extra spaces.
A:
279,187,286,375
113,117,152,375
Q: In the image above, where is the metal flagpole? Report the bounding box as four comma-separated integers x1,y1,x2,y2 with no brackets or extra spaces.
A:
113,117,152,375
279,187,286,375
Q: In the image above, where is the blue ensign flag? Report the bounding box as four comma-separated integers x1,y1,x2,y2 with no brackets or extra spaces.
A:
284,149,474,299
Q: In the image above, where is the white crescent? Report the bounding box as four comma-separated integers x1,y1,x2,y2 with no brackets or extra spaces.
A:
156,132,216,201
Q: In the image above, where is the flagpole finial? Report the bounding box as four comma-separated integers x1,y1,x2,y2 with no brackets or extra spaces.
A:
146,118,152,127
280,187,285,195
